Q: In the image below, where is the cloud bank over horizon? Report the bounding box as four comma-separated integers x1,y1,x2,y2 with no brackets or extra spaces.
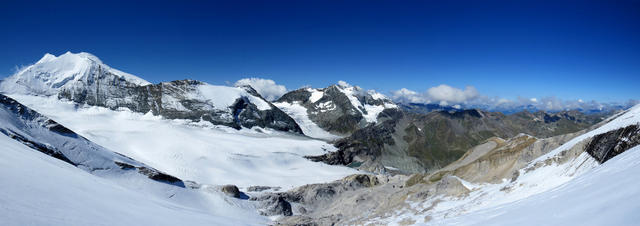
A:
232,77,638,113
391,85,639,112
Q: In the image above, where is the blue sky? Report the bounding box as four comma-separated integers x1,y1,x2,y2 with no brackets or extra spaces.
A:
0,0,638,103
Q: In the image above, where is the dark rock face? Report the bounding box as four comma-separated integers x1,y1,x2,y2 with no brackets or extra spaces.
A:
221,185,241,198
59,80,302,133
306,108,400,166
115,161,185,187
308,107,606,173
137,166,185,187
586,124,640,163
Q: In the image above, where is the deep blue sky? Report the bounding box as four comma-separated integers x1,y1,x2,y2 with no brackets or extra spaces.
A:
0,0,638,102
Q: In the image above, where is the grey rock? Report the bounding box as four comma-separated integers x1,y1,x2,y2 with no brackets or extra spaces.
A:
59,79,303,133
221,185,241,198
247,185,281,192
252,194,292,216
586,124,640,163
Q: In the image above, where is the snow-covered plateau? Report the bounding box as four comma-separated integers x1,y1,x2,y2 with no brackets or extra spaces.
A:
5,94,358,189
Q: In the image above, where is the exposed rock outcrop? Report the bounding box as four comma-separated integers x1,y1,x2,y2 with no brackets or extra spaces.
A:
586,124,640,163
251,174,382,220
221,184,241,198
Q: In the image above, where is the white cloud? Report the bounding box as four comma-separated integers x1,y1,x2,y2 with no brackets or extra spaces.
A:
391,84,478,106
337,80,351,88
391,88,427,104
390,84,636,112
234,78,287,101
427,84,479,104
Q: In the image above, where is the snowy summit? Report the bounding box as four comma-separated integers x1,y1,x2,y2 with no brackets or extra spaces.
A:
0,52,150,96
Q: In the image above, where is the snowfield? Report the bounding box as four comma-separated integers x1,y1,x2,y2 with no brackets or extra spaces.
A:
0,134,267,226
273,101,341,140
6,94,358,190
435,145,640,226
193,84,272,111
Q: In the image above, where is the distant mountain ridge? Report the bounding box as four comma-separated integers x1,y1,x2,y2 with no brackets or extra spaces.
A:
398,101,634,115
0,52,302,133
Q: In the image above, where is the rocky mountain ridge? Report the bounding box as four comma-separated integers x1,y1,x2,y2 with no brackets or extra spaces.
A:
274,82,397,139
0,52,302,133
308,107,609,173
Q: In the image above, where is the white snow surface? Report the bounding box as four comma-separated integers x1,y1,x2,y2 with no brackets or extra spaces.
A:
308,88,324,103
7,94,357,190
0,134,267,226
0,52,150,95
192,83,272,111
273,101,341,140
435,145,640,226
374,104,640,225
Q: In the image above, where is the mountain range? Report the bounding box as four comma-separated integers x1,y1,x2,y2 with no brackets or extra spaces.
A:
0,52,638,225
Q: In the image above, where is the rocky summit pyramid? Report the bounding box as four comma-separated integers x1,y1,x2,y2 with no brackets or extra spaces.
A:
274,81,397,140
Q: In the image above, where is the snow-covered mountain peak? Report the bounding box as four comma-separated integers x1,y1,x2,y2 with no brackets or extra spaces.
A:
275,82,398,139
36,53,57,64
0,51,150,96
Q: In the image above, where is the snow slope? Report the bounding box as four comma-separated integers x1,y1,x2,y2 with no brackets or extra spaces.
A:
435,145,640,226
192,84,272,111
0,134,267,226
334,82,397,123
0,52,149,95
0,93,184,186
273,101,341,140
7,94,358,189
